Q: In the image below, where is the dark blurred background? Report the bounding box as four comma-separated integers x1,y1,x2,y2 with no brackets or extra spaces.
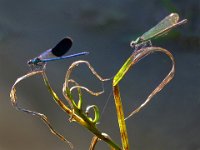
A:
0,0,199,150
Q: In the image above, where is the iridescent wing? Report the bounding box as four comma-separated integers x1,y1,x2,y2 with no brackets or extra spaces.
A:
38,37,73,60
140,13,187,41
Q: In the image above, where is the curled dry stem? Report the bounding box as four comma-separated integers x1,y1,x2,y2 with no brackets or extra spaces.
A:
10,60,121,150
10,70,73,149
62,60,110,110
61,60,121,149
113,46,175,150
125,47,175,120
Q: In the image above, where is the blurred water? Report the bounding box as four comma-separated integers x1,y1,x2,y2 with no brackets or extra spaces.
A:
0,0,199,150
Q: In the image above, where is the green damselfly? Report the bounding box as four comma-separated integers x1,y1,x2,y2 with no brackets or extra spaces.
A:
130,13,187,49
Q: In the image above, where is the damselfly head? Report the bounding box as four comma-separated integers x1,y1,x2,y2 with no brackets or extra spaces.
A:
27,59,33,65
130,37,141,49
27,57,41,65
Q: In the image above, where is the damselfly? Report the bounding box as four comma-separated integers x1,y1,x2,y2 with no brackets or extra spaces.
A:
130,13,187,49
27,37,89,69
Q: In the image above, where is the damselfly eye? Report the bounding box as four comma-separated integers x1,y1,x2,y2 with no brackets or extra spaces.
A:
27,60,32,65
130,41,136,49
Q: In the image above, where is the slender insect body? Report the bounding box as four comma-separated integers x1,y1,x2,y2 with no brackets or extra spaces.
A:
26,37,89,71
130,13,187,49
